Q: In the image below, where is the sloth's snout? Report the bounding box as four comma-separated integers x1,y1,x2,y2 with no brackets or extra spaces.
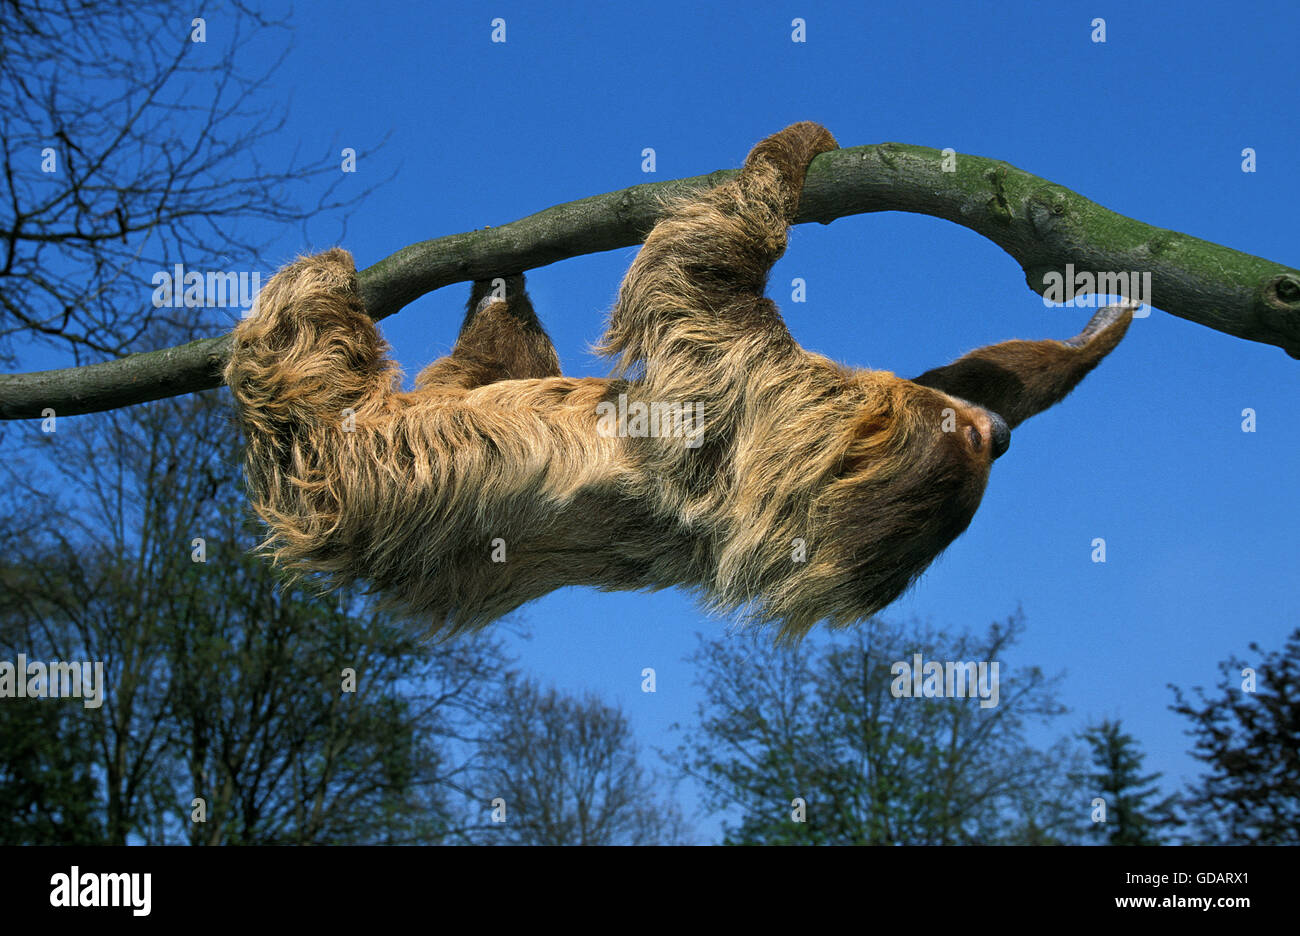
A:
987,411,1010,460
969,408,1010,461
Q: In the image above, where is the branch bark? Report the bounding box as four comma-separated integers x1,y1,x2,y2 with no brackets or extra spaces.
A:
3,141,1298,419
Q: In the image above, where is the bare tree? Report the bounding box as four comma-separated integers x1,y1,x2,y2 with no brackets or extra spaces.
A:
0,0,373,365
470,676,689,845
671,614,1086,845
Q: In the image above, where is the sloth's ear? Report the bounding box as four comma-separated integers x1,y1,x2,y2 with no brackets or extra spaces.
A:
911,303,1133,429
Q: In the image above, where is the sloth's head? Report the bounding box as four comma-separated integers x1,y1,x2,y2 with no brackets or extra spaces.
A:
796,304,1132,637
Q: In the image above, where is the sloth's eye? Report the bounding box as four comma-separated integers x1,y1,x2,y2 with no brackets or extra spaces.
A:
967,426,983,451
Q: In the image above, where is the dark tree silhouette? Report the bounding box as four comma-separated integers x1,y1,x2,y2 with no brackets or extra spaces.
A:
1170,629,1300,845
0,383,512,844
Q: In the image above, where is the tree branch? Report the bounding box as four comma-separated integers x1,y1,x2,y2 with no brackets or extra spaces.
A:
3,140,1298,419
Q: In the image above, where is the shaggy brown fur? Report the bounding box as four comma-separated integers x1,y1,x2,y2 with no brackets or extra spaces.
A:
225,122,1131,641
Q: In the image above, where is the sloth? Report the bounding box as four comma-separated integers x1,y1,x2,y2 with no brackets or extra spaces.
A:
225,122,1131,641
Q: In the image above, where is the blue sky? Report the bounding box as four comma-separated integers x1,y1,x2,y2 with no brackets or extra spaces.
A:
16,0,1300,840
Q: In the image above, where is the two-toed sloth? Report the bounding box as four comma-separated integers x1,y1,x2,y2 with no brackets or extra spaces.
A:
225,123,1131,641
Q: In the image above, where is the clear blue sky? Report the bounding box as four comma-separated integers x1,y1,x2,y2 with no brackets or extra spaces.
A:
24,0,1300,840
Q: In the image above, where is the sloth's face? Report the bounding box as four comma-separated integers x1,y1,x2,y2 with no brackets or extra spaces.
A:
900,382,1008,539
815,297,1133,625
837,376,1008,485
904,382,1011,467
818,376,1013,616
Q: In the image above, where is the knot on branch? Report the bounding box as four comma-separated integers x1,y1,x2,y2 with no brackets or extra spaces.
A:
1264,273,1300,306
983,166,1013,223
1256,273,1300,359
1026,188,1069,238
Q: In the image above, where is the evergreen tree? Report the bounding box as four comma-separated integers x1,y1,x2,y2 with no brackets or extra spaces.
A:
1073,719,1180,846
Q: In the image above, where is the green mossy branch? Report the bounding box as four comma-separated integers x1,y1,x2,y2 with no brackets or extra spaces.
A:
3,141,1297,420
